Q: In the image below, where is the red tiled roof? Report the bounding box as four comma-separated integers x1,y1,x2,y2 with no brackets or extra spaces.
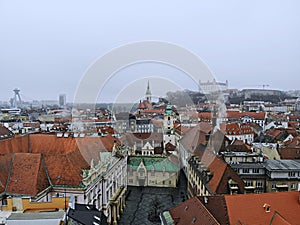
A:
175,125,192,136
265,128,297,142
193,192,300,225
23,122,40,128
180,123,213,153
221,122,254,135
165,142,176,151
279,148,300,160
81,119,111,123
143,100,153,110
229,139,252,152
226,111,266,120
142,109,164,114
29,134,117,156
44,153,88,186
288,121,300,129
169,197,220,225
198,112,213,121
0,154,12,193
137,101,146,109
180,128,207,154
208,130,231,154
193,151,245,194
197,196,229,225
265,129,284,138
284,135,300,148
0,134,119,191
120,132,163,147
225,191,300,225
0,135,29,154
6,153,50,196
99,126,115,135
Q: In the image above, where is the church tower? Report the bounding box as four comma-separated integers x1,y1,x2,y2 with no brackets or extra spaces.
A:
145,80,152,102
163,103,176,151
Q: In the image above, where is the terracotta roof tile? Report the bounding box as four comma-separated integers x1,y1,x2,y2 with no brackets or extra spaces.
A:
6,153,50,196
229,139,252,152
0,154,12,193
120,132,162,147
141,109,164,114
0,134,119,191
225,191,300,225
165,142,176,151
137,101,146,109
197,196,229,225
0,135,29,154
279,148,300,159
175,125,192,136
44,153,88,186
198,112,213,121
169,197,220,225
193,151,245,194
284,135,300,148
226,111,266,120
180,123,212,154
221,122,254,135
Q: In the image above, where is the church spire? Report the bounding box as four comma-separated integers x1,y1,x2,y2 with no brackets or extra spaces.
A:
145,80,152,102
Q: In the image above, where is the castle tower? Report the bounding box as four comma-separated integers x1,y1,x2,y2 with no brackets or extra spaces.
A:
145,80,152,102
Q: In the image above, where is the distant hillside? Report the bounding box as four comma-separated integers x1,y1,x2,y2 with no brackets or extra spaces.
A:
166,90,207,106
285,90,300,98
166,88,294,106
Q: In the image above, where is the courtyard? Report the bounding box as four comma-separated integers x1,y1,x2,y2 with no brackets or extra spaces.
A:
119,170,187,225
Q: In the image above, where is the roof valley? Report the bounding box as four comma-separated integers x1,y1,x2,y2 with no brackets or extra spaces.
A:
4,153,15,193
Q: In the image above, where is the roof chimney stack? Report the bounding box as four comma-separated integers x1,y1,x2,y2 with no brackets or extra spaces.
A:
298,183,300,204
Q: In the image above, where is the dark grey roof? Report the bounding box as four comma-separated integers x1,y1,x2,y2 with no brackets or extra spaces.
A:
67,204,108,225
230,162,265,169
264,160,300,171
7,211,65,220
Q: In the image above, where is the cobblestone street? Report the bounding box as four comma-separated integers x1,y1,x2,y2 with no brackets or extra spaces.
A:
119,170,187,225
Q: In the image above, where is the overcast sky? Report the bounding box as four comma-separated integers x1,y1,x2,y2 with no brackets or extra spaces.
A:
1,1,300,103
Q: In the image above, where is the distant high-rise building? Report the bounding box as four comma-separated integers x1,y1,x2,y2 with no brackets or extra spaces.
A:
59,94,66,107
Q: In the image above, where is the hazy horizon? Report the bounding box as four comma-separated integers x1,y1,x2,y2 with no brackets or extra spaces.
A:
1,1,300,103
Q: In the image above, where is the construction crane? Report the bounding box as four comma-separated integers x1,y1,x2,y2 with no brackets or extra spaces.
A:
257,84,269,89
247,84,270,89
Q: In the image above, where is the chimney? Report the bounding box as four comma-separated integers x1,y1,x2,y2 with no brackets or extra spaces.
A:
298,183,300,204
204,196,208,204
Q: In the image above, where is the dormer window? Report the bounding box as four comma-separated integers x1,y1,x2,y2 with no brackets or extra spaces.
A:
263,203,271,212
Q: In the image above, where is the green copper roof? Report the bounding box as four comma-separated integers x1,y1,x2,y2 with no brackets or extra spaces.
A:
165,103,173,116
128,156,179,172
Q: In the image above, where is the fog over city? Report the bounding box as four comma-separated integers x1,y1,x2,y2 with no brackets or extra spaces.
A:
1,1,300,103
